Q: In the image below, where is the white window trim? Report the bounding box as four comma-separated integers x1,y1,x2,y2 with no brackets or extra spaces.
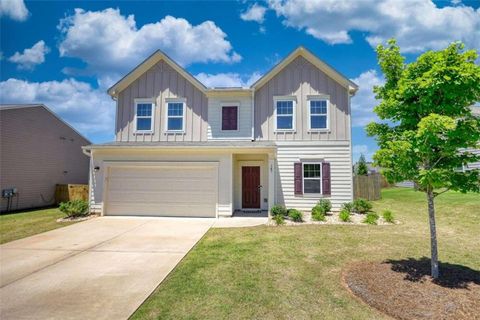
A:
165,98,186,133
307,96,330,132
274,96,296,132
221,103,240,132
134,98,155,134
302,162,322,195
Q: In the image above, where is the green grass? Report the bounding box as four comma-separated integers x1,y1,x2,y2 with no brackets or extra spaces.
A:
0,207,79,244
132,188,480,320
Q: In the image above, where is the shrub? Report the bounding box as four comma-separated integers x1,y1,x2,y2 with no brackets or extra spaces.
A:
382,210,395,223
341,202,354,213
288,209,303,222
59,200,89,218
273,214,285,225
353,198,373,214
316,199,332,213
363,212,379,225
311,204,326,221
339,209,351,222
271,204,287,217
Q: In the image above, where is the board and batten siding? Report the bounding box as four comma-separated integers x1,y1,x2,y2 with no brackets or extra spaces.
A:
254,56,350,141
116,60,208,142
207,96,252,139
275,142,353,212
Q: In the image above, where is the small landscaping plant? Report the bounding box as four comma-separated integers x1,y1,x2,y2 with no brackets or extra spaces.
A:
288,209,303,222
311,207,326,221
339,209,351,222
363,212,379,225
316,199,332,213
353,198,373,214
382,210,395,223
273,214,285,225
270,204,287,217
341,202,354,213
59,200,89,218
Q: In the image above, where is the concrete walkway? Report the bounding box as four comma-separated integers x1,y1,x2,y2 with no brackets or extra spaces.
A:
0,217,214,320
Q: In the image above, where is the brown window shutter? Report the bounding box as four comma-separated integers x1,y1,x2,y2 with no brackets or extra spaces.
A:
322,162,331,196
294,162,303,195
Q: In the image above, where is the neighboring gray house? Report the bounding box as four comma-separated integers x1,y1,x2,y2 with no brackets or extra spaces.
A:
462,106,480,171
83,47,358,217
0,104,90,212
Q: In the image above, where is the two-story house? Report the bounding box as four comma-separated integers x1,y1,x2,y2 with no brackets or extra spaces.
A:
83,47,358,218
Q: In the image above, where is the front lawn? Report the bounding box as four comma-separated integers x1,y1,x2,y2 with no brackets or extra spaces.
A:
0,207,79,244
133,188,480,320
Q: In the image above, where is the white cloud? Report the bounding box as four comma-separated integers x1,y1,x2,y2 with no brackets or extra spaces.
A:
240,3,267,23
0,78,114,140
350,70,383,127
58,9,242,88
195,72,262,88
268,0,480,52
352,144,375,162
0,0,29,21
8,40,50,70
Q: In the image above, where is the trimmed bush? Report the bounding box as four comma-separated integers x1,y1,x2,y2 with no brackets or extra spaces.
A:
363,212,379,225
316,199,332,213
59,200,89,218
271,204,287,217
288,209,303,222
273,214,285,225
339,209,351,222
341,202,354,213
382,210,395,223
353,198,373,214
311,205,326,221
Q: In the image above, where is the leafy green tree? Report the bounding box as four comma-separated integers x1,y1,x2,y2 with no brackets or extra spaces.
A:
356,154,369,176
367,40,480,279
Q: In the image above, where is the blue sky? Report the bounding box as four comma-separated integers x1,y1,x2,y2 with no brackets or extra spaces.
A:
1,0,479,162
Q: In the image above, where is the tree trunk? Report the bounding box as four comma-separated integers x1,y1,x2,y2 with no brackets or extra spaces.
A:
427,189,439,278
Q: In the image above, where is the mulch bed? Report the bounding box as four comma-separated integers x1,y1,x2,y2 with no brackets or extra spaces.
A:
343,258,480,320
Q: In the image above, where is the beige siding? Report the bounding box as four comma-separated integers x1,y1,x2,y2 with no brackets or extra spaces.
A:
275,142,353,213
207,96,252,140
254,56,350,141
116,60,208,142
0,107,90,211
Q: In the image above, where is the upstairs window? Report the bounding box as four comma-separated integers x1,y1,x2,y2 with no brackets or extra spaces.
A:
166,101,185,132
135,100,154,133
222,106,238,131
275,99,295,131
309,99,328,130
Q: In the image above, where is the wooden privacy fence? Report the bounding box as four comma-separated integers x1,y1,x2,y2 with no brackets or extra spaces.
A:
353,173,381,200
55,184,88,204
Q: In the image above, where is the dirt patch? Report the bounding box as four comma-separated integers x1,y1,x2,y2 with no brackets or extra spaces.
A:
343,258,480,320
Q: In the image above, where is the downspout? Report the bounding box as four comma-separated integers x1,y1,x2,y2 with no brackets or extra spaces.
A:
82,147,93,214
251,89,255,141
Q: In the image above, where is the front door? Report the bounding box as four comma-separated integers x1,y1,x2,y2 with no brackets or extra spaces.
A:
242,166,261,209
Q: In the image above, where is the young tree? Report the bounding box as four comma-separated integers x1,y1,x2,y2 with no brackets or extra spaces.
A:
356,154,369,176
367,40,480,279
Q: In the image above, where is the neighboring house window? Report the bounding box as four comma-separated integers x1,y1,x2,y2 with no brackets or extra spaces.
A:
309,99,328,130
222,106,238,130
166,100,185,132
303,163,322,194
275,99,295,131
135,100,154,133
294,162,331,196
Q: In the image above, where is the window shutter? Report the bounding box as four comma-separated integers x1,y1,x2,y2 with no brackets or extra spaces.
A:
222,106,238,130
322,162,331,196
294,162,303,195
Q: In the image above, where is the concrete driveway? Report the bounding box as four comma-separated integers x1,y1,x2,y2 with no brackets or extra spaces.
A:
0,217,214,320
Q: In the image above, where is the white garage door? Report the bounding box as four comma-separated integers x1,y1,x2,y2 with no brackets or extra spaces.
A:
105,163,218,217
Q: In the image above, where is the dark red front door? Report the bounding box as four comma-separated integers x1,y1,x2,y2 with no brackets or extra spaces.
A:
242,166,261,208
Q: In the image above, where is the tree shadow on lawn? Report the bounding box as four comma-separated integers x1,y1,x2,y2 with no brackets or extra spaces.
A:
384,257,480,289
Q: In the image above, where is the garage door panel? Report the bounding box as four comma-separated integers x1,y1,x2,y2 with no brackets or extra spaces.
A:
105,164,218,217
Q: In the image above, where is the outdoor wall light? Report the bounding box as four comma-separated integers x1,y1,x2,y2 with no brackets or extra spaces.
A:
94,166,100,172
